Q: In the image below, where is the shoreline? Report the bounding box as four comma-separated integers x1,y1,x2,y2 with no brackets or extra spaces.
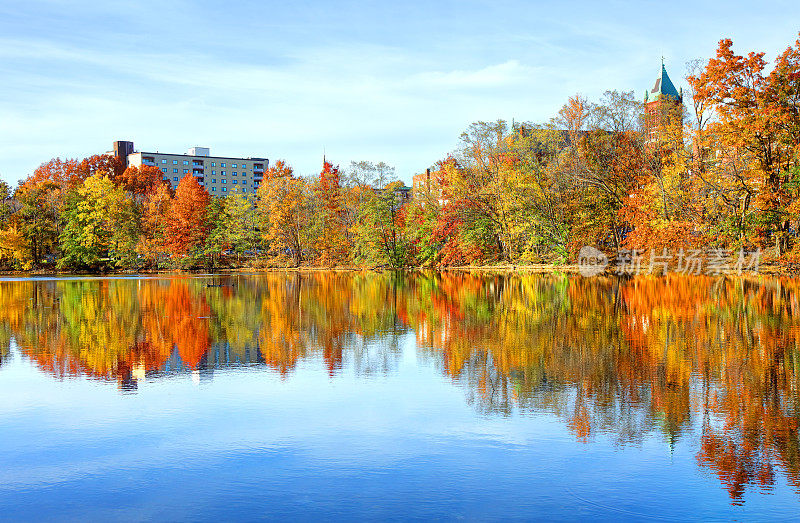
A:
0,262,795,278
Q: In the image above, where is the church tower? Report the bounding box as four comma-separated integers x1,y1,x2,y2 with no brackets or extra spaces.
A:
644,61,683,144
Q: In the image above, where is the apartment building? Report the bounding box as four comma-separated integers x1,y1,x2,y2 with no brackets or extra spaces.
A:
113,141,268,195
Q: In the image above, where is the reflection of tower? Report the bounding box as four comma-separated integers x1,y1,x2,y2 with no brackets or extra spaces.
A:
643,61,683,145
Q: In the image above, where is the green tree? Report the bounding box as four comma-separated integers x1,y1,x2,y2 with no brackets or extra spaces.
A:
354,181,411,268
204,189,257,266
14,181,62,266
223,189,258,260
0,180,11,228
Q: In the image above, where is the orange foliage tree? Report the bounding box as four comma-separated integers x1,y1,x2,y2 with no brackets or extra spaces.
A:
688,35,800,254
312,161,349,265
25,155,124,190
137,184,173,265
164,175,211,259
116,165,167,196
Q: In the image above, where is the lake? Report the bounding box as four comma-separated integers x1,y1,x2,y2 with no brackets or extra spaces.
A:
0,272,798,520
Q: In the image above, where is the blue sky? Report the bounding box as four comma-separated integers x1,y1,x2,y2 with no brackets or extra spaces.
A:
0,0,798,185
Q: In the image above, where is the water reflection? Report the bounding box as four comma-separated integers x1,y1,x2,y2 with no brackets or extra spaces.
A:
0,272,798,503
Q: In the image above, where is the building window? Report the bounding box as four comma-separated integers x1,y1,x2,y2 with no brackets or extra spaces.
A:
211,162,216,167
221,162,226,167
183,169,188,174
212,170,216,175
222,179,226,183
232,172,237,176
173,169,178,173
161,167,167,173
242,188,247,193
172,160,178,165
183,160,188,165
232,163,237,168
233,180,237,184
212,187,216,192
241,164,247,170
161,159,167,164
221,171,226,175
222,187,227,192
173,177,178,181
212,178,216,183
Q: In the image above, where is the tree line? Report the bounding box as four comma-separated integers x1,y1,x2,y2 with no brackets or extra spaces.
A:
0,34,799,271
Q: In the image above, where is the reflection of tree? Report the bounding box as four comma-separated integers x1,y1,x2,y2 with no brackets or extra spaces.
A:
0,273,799,501
257,273,307,376
401,273,800,501
163,282,212,368
696,323,800,502
0,324,10,367
0,273,408,383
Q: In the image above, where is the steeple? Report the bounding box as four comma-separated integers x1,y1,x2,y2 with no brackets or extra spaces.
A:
645,63,682,104
643,60,684,146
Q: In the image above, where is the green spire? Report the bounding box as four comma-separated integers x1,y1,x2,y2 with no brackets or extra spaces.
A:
645,63,682,103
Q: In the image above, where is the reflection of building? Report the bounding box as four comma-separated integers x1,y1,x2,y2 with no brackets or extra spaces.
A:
111,140,269,196
643,63,683,144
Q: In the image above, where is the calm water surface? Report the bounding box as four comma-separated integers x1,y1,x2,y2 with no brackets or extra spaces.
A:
1,272,799,520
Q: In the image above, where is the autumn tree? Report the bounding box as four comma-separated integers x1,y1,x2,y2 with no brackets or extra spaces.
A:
345,160,398,188
402,196,440,266
354,181,412,267
58,173,139,269
511,125,574,261
164,175,211,261
0,181,11,227
311,161,349,265
13,181,62,266
689,34,800,255
137,183,172,267
533,92,643,254
116,165,167,196
430,120,526,263
257,160,311,266
205,188,258,266
618,101,702,250
27,155,124,189
0,181,19,267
